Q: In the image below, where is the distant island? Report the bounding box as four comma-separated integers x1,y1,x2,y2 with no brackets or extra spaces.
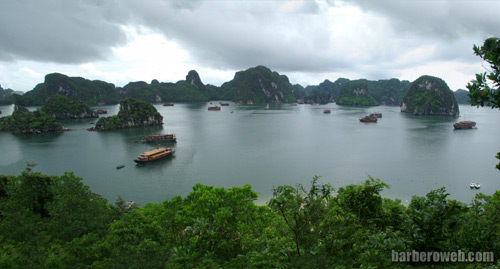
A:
89,98,163,131
0,105,64,134
41,94,98,119
0,65,463,108
400,75,459,116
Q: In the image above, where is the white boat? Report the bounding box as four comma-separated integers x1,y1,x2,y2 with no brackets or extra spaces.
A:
470,183,480,189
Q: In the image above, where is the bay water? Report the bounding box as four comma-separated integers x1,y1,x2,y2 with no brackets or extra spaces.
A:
1,103,499,205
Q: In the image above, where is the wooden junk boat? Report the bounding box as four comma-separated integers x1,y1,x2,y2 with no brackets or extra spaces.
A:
142,133,177,142
454,121,476,129
208,106,221,111
360,115,377,123
134,147,174,163
163,103,174,106
324,109,331,114
369,113,382,118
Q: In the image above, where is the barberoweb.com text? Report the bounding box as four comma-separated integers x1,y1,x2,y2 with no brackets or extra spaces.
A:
392,250,494,263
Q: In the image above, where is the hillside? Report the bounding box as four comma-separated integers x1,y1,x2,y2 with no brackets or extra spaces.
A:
41,94,98,119
0,84,19,105
0,104,63,134
217,65,296,103
454,89,470,104
117,70,210,102
401,75,459,116
336,80,379,106
13,73,118,106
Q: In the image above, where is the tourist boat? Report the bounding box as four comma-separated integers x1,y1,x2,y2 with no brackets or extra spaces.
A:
116,164,125,169
220,103,229,106
370,113,382,118
360,116,377,123
235,101,242,105
208,106,221,111
96,109,107,114
454,121,476,129
290,103,297,106
134,147,174,163
142,133,177,142
163,103,174,106
324,109,331,114
247,100,253,105
470,182,480,189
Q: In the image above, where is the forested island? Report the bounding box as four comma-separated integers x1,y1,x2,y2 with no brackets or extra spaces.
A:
0,65,426,108
0,167,498,267
0,105,63,134
90,98,163,131
401,75,459,116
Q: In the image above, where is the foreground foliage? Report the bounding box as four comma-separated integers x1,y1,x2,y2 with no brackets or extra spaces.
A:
0,167,499,267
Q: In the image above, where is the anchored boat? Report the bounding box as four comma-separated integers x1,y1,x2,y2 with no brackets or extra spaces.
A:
134,147,175,163
360,115,377,123
142,133,177,142
454,121,476,129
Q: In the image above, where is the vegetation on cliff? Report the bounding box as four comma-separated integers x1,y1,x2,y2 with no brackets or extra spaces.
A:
92,98,162,131
218,65,296,103
454,89,470,104
0,84,18,105
401,75,459,116
13,73,118,106
1,167,499,267
41,94,98,119
0,105,63,134
336,80,379,106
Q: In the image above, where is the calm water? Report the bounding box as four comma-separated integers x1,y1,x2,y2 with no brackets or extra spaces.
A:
1,103,499,205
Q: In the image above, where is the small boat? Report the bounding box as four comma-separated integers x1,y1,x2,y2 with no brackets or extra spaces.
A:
163,103,174,106
208,106,221,111
220,103,229,106
454,121,476,129
134,147,174,163
142,133,176,142
290,103,297,106
470,182,480,189
370,113,382,118
324,109,331,114
360,116,377,123
116,164,125,169
96,109,107,114
235,101,243,105
247,100,253,105
298,101,304,104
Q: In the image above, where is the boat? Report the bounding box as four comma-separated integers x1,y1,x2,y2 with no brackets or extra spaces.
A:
290,103,297,106
142,133,177,142
235,101,243,105
370,113,382,118
208,106,221,111
134,147,174,163
470,182,480,189
96,109,107,114
116,164,125,169
220,103,229,106
247,100,253,105
324,109,331,114
163,103,174,106
360,116,377,123
454,121,476,129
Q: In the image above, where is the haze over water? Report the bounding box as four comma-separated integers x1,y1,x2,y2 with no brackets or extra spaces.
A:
1,103,499,205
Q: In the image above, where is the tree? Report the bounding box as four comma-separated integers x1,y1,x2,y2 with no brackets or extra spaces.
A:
467,37,500,170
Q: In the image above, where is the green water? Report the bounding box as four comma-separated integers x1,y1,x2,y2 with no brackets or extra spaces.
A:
1,103,499,205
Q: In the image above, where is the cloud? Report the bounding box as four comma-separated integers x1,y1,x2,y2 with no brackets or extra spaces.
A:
0,0,128,63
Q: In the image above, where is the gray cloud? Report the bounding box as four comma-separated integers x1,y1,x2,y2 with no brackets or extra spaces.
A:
0,0,129,63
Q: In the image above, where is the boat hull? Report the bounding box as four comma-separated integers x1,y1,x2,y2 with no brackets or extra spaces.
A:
134,148,175,163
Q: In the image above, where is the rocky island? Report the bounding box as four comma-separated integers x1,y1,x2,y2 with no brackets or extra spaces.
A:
0,105,63,134
90,98,163,131
336,80,379,106
400,75,459,116
41,94,98,119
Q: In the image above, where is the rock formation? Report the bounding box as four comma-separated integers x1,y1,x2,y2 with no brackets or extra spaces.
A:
401,75,459,116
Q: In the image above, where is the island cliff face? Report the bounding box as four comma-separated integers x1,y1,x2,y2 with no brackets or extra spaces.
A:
400,75,459,116
41,94,98,119
92,98,163,131
0,105,63,134
336,80,379,106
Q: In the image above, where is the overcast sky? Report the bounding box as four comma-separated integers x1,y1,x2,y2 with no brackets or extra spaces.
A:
0,0,498,93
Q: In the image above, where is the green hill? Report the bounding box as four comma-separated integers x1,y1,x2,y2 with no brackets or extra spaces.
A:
41,94,98,119
454,89,470,104
336,80,379,106
218,65,296,103
401,75,459,116
13,73,118,106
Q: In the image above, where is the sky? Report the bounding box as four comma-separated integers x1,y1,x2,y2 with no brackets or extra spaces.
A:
0,0,498,93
